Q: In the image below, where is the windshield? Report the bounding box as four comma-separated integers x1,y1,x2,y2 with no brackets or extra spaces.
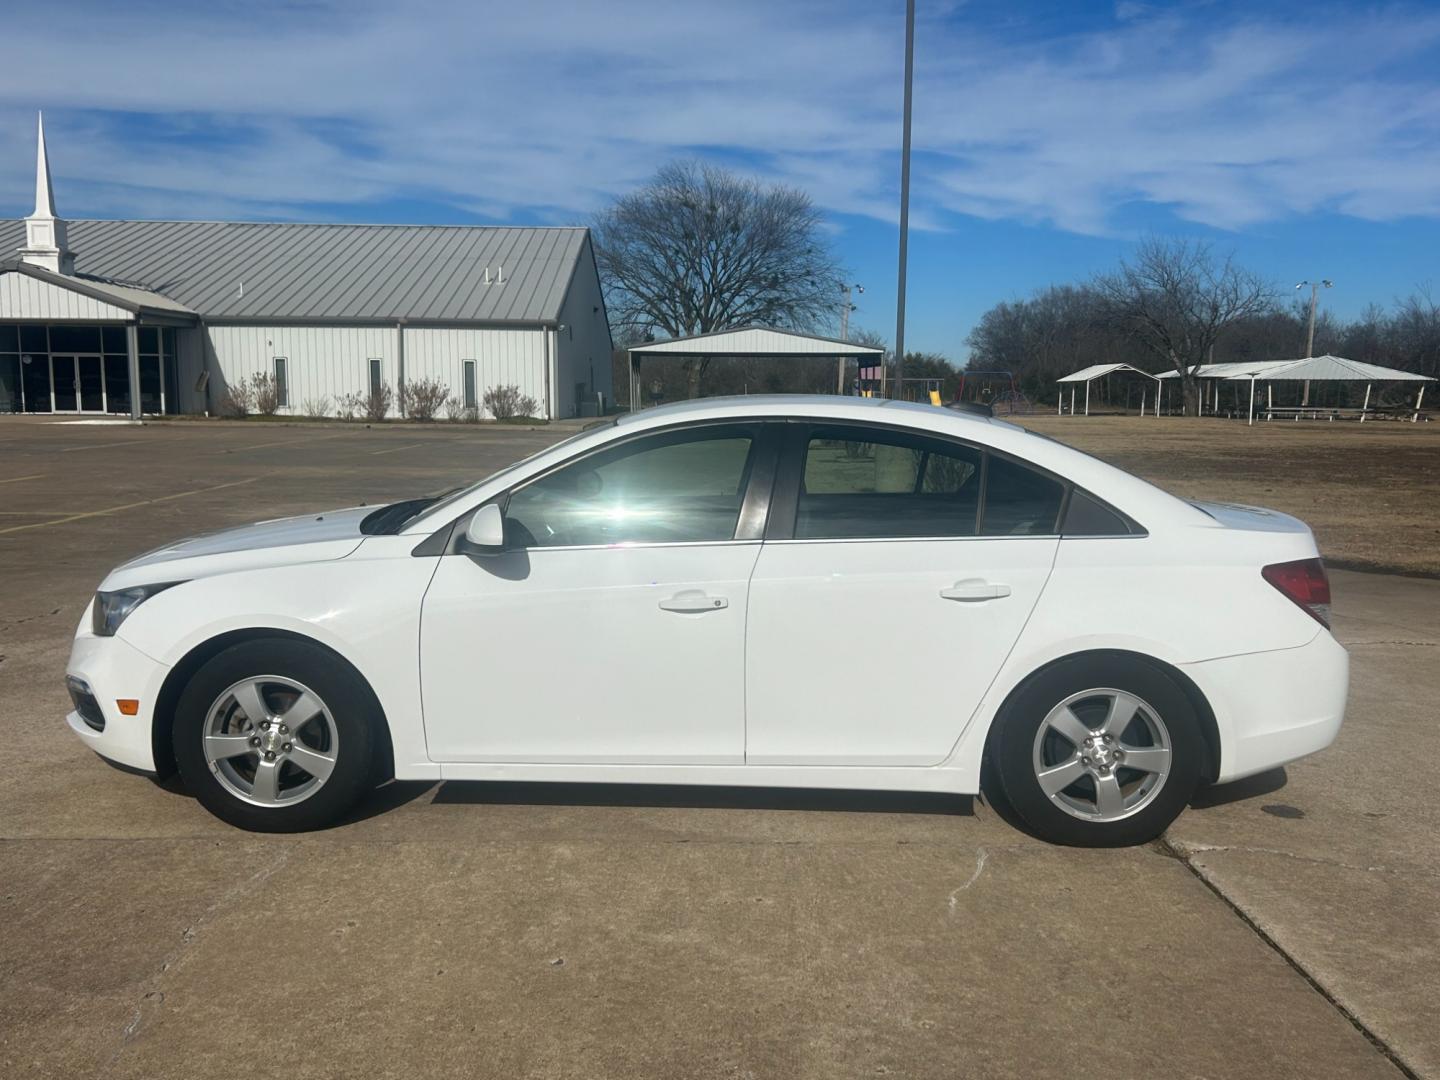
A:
401,419,618,530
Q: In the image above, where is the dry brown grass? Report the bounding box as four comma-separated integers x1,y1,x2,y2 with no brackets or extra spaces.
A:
1012,414,1440,576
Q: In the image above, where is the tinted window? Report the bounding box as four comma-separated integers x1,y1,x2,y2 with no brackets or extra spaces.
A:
981,455,1065,536
1062,489,1134,536
48,325,101,352
462,360,477,409
505,426,756,548
797,427,982,539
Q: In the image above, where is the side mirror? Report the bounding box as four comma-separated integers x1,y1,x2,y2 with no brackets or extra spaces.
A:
462,503,506,554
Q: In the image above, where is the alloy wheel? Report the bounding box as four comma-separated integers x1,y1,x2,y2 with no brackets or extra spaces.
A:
203,676,339,807
1030,688,1172,822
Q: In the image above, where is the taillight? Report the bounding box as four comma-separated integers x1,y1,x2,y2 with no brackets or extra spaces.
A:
1262,558,1332,628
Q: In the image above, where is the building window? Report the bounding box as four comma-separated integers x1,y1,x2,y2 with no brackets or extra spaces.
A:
273,357,289,408
368,358,383,399
462,359,477,409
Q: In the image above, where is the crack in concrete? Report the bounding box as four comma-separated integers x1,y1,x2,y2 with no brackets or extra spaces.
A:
1158,837,1422,1080
101,848,293,1075
1171,840,1440,881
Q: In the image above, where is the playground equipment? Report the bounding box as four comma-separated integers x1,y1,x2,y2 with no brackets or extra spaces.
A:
957,370,1032,415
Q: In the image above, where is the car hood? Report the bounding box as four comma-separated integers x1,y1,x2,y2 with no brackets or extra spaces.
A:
101,505,374,590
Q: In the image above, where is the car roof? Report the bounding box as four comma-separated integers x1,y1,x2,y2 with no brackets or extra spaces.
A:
614,394,991,429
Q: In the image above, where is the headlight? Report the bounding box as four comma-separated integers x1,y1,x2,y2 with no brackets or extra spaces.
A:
92,582,185,637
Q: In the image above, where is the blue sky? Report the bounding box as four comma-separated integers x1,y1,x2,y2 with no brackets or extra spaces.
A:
3,0,1440,359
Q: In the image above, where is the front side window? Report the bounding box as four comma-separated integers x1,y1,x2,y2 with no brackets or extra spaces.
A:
797,427,982,539
368,358,383,398
273,357,289,407
504,426,757,548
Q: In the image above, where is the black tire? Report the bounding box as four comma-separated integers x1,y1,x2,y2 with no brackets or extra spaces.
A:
172,638,379,832
989,655,1205,847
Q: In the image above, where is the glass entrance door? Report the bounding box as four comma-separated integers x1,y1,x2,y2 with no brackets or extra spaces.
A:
77,355,104,411
49,355,107,412
51,355,77,411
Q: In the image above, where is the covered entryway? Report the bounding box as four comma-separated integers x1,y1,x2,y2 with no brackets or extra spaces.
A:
1,266,196,417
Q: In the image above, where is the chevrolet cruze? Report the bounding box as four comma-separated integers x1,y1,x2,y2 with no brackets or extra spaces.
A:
66,396,1348,845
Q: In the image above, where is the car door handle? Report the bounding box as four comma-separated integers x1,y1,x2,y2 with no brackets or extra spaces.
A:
659,592,729,613
939,580,1012,602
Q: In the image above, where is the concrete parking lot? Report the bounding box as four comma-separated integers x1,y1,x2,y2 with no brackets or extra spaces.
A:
1,416,1435,1079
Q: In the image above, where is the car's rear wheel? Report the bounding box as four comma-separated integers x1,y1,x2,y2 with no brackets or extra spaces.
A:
173,639,377,832
990,656,1204,847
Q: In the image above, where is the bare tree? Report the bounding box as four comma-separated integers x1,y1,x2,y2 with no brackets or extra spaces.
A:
1095,238,1275,414
1392,286,1440,381
593,160,843,398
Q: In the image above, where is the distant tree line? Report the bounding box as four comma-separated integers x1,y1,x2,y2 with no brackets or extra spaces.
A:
967,237,1440,412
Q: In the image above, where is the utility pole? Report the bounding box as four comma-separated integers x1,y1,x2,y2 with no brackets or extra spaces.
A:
891,0,915,400
838,283,863,393
1295,279,1333,406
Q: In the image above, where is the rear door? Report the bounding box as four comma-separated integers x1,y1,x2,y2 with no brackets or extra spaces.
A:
744,422,1061,766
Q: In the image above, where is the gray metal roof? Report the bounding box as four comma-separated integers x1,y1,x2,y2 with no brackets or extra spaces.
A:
0,219,590,323
0,255,198,316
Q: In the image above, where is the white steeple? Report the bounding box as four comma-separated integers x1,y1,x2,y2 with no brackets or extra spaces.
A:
19,113,74,274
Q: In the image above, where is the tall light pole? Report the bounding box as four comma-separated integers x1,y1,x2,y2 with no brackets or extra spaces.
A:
891,0,915,400
1295,279,1333,406
838,282,863,393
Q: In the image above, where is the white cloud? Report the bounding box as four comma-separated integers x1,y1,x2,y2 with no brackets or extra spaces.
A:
0,0,1438,237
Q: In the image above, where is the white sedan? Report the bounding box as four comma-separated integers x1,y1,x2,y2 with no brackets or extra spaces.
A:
65,396,1347,845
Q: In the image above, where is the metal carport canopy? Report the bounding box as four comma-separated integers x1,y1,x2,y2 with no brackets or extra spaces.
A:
1055,362,1161,416
1222,355,1436,426
625,326,885,410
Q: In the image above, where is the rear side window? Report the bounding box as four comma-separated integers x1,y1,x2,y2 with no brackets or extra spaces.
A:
1061,489,1137,536
980,455,1065,536
797,428,982,539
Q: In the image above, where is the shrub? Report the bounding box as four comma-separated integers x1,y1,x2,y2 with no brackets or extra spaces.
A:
249,372,281,416
365,381,394,422
483,384,538,420
218,381,254,418
300,396,331,419
443,396,478,423
335,392,364,421
401,377,450,422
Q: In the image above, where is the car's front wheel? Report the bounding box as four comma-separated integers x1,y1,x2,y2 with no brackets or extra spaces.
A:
173,639,378,832
990,656,1205,847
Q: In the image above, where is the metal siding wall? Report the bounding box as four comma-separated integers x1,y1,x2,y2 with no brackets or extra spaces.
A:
174,328,206,413
205,325,397,416
402,327,546,418
0,274,132,321
555,247,613,415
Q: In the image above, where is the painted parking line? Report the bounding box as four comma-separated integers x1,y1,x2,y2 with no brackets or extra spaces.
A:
59,440,161,453
0,477,260,535
214,432,353,453
0,473,44,485
368,442,427,456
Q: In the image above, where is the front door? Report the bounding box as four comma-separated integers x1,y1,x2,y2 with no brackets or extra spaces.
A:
49,354,106,412
50,355,78,411
420,423,772,764
745,423,1062,766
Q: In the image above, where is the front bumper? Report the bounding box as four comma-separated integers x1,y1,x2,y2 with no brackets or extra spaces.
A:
1183,629,1349,784
65,631,170,773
